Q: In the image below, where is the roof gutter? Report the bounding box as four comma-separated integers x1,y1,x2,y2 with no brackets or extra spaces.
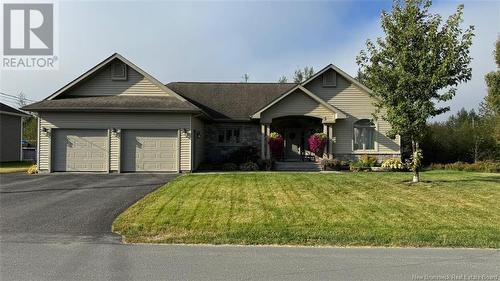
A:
21,108,202,113
0,110,31,117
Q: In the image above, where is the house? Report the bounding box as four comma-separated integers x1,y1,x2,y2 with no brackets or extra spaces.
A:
22,53,400,173
0,102,30,162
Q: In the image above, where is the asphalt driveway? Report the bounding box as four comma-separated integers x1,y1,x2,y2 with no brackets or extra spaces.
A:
0,173,177,243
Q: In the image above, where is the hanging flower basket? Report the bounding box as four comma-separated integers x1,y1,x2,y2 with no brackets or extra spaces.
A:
308,133,328,155
267,132,284,158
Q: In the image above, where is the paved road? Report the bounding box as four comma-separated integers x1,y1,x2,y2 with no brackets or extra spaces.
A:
2,243,499,281
0,173,177,242
1,173,499,281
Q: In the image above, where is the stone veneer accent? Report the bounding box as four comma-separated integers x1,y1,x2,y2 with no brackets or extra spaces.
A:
203,121,400,164
204,122,262,163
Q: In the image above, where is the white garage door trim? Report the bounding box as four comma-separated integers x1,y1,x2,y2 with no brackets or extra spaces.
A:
121,129,179,172
52,129,109,172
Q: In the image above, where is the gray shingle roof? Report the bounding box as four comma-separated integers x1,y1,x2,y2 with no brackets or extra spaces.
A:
0,102,30,116
22,96,200,113
167,82,297,120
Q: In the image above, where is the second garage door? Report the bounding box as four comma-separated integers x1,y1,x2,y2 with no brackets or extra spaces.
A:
121,130,178,172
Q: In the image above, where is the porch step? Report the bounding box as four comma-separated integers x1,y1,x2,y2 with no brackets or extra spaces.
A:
275,161,322,172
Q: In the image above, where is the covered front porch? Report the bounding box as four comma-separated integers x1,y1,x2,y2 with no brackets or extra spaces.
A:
251,85,345,163
260,116,335,162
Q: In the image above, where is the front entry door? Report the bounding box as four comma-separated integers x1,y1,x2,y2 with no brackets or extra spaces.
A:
285,129,302,161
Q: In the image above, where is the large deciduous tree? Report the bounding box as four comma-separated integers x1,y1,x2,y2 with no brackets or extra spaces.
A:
357,0,474,182
483,38,500,143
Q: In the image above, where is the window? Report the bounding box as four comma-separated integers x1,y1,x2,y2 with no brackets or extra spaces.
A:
217,128,240,145
111,61,127,80
353,119,375,150
322,70,336,87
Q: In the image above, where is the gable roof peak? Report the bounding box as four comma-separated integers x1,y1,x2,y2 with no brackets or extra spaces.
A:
42,52,201,111
300,63,373,95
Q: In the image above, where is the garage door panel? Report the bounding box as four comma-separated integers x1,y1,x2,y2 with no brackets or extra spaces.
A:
121,130,178,172
53,129,108,172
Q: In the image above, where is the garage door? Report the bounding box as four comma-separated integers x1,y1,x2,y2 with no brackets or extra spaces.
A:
52,129,108,172
121,130,178,172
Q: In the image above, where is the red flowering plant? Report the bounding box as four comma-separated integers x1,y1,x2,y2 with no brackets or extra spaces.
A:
267,132,284,158
308,133,328,155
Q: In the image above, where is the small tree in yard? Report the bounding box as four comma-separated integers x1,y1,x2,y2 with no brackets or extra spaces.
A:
357,0,474,182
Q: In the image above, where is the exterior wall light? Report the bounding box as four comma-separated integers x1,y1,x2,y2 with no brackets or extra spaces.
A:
111,128,120,136
41,127,50,136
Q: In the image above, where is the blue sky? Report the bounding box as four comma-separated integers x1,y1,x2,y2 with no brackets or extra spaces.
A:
1,0,498,121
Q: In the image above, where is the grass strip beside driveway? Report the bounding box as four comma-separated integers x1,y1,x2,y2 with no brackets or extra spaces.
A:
113,171,500,248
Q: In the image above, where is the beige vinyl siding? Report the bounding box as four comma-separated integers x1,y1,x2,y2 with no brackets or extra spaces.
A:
38,112,191,172
260,89,335,124
65,64,169,97
180,131,191,171
110,132,120,171
305,70,400,155
191,116,205,170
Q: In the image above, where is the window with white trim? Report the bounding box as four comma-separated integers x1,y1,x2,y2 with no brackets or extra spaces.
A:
353,119,375,150
217,128,240,145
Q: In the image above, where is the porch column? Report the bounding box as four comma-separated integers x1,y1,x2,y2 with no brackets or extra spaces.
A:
265,124,271,160
323,124,328,159
260,123,266,159
328,124,334,159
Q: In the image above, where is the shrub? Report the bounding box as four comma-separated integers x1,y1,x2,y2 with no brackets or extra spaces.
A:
429,161,500,173
349,161,370,172
321,159,342,171
227,146,259,164
239,161,259,171
308,133,328,154
27,164,37,174
382,158,406,171
340,160,351,170
257,159,274,171
221,163,238,171
360,154,378,167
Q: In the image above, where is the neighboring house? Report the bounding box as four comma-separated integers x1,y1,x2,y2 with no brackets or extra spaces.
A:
0,103,30,162
23,53,400,173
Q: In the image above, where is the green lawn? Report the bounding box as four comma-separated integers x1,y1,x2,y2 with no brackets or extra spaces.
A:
0,161,32,174
113,171,500,248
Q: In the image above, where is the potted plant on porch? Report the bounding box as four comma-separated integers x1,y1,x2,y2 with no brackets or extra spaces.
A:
308,132,328,159
267,132,284,159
